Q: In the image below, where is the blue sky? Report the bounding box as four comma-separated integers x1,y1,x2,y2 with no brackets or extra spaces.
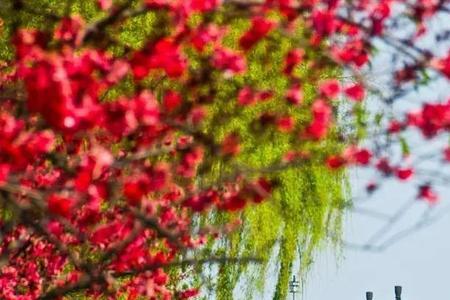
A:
302,75,450,300
300,13,450,297
304,189,450,300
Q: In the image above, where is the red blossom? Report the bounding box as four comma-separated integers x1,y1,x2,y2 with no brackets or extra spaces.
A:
238,86,257,106
430,53,450,79
179,288,199,299
319,79,340,99
408,101,450,138
344,83,365,102
221,133,241,156
366,181,378,194
0,0,448,298
285,84,303,105
163,90,182,112
276,116,295,132
388,120,404,134
331,41,369,68
283,48,305,75
305,99,332,139
13,29,47,60
312,9,337,40
326,155,347,169
191,24,224,52
54,16,85,44
239,17,275,51
188,106,207,125
90,221,126,245
47,194,74,218
339,146,372,166
395,167,414,181
0,164,10,185
131,38,186,80
221,195,247,211
418,184,438,204
177,147,204,178
257,90,273,102
376,158,392,175
97,0,113,10
444,147,450,162
212,47,246,76
184,190,219,212
351,148,372,165
189,0,221,12
123,178,148,206
123,165,169,206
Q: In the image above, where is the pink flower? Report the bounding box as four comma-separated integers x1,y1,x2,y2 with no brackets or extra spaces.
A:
238,86,256,106
286,85,303,105
97,0,112,10
191,25,224,52
212,47,246,76
430,53,450,79
319,79,340,99
54,16,85,44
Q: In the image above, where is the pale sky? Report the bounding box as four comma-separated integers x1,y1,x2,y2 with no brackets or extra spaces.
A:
301,16,450,297
304,181,450,300
303,77,450,300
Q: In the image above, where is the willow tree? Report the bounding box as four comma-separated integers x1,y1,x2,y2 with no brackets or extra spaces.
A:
195,16,349,300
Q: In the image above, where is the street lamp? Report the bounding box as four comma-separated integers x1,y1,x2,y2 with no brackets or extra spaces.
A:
289,275,300,300
365,286,402,299
395,286,402,300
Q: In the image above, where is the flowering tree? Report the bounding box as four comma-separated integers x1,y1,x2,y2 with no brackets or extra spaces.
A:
0,0,449,299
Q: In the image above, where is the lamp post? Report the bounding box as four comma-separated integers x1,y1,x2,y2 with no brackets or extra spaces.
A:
288,275,300,300
364,286,402,299
395,286,402,300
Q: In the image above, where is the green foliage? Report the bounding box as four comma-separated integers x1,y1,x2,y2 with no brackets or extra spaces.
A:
201,160,347,300
191,14,349,300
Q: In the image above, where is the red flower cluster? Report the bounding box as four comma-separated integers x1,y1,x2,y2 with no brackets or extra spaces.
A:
239,17,275,51
131,38,187,80
0,0,448,298
305,99,332,139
